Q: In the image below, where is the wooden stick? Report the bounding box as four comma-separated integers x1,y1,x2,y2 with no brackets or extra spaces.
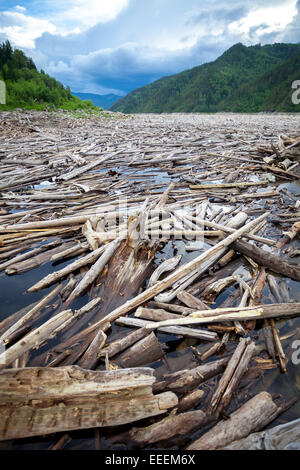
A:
28,244,107,292
115,316,218,341
65,237,122,303
146,303,300,328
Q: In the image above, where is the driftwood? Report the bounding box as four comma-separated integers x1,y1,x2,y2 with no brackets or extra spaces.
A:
147,303,300,328
0,366,178,440
76,330,107,370
135,307,181,322
209,338,256,416
177,389,205,412
0,309,73,369
153,357,229,394
148,254,182,287
65,237,122,303
114,332,165,367
154,211,250,302
0,284,63,344
115,316,218,341
231,238,300,281
99,327,149,359
116,409,211,447
186,391,294,450
0,300,102,369
176,291,210,310
27,244,107,292
0,111,299,449
223,419,300,450
92,213,269,329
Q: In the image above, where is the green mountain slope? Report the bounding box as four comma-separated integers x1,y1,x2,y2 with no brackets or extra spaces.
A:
0,41,98,111
111,42,300,113
221,51,300,112
72,92,122,109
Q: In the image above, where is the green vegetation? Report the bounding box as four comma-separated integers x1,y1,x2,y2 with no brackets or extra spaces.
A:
111,42,300,113
72,92,121,110
0,40,100,111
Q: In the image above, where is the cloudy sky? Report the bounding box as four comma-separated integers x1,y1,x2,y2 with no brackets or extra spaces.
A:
0,0,299,96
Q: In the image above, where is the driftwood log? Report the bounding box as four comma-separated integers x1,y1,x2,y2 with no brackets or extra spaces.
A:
186,391,295,450
223,419,300,450
0,366,178,441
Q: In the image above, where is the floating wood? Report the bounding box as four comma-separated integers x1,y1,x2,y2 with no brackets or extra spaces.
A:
186,391,294,450
0,366,178,440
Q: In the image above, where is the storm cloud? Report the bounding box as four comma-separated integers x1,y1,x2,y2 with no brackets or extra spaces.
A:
0,0,299,95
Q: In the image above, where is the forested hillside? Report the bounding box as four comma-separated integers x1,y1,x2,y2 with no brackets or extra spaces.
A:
111,42,300,113
0,41,96,110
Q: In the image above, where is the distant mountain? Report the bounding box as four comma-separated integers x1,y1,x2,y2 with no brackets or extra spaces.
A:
72,92,122,109
221,51,300,112
111,42,300,113
0,40,96,111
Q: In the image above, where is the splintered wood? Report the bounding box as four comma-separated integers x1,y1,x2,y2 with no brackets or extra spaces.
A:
0,110,299,450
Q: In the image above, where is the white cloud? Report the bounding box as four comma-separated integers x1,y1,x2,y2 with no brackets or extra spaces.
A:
1,0,300,96
15,6,26,12
54,0,129,33
0,0,129,48
228,0,298,36
0,11,56,49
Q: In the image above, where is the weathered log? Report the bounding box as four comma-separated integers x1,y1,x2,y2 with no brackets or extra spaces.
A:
153,357,229,394
51,242,89,262
76,330,107,370
65,237,122,304
147,301,195,315
0,284,63,344
177,389,205,413
114,332,165,367
209,338,256,416
99,327,149,359
0,300,101,369
0,366,178,440
58,154,113,181
0,309,73,369
115,316,218,341
231,239,300,281
198,341,223,362
276,222,300,251
222,419,300,450
125,409,210,446
148,254,182,287
187,215,275,246
176,291,211,310
5,243,73,275
0,240,61,272
147,303,300,329
28,244,107,292
186,392,295,450
154,211,249,303
135,307,180,322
